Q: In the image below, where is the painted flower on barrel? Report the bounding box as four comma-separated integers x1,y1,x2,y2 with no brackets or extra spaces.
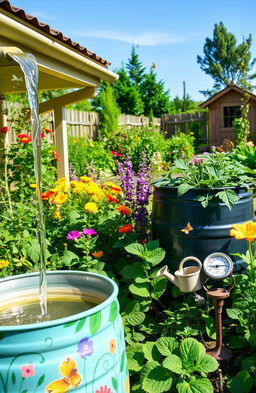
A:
95,386,113,393
45,357,81,393
77,337,94,358
109,338,117,353
21,364,36,378
230,221,256,242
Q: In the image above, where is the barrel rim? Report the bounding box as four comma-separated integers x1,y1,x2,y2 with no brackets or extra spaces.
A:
0,270,118,331
153,184,253,193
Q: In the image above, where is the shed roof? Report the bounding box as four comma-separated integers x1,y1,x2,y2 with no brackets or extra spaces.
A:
0,0,109,66
200,83,256,108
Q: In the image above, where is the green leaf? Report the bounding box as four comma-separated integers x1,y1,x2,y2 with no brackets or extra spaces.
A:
27,240,40,263
143,342,161,362
151,277,167,300
126,311,145,326
226,308,244,321
216,189,239,210
109,301,118,322
37,375,45,387
11,372,16,385
178,183,193,196
145,239,159,251
202,315,216,340
89,311,102,335
112,376,118,391
142,362,172,393
60,251,79,267
129,283,150,298
227,370,253,393
145,248,166,265
155,337,178,356
21,390,28,393
125,243,144,257
126,344,144,371
122,262,145,279
75,318,86,333
162,354,184,374
196,354,218,373
120,350,125,372
63,320,77,328
180,338,205,371
177,377,214,393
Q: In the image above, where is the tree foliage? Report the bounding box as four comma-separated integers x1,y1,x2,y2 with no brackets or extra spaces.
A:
197,22,256,95
99,83,120,137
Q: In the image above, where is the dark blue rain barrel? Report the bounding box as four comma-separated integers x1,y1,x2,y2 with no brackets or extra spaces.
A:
152,186,254,272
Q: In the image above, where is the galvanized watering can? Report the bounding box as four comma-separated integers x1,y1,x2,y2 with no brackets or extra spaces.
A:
157,256,203,292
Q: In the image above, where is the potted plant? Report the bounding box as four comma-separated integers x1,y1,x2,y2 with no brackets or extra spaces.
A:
152,152,255,272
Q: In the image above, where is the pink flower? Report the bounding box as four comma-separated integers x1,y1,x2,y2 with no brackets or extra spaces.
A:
66,231,81,240
95,386,113,393
21,364,36,378
82,228,97,236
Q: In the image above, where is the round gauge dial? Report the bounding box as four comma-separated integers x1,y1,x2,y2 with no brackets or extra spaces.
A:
203,252,233,279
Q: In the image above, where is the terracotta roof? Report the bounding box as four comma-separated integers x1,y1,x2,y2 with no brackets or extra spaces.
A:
0,0,110,67
200,83,256,108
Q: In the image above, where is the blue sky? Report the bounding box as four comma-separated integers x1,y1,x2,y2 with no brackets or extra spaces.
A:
11,0,256,101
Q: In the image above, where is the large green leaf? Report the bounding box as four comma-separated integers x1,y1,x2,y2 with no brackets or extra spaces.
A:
129,283,150,298
145,239,159,251
180,338,205,371
126,311,145,326
89,311,102,335
216,189,239,210
122,262,145,279
196,354,218,373
178,183,193,196
145,248,166,265
60,251,79,267
142,362,172,393
151,277,167,300
143,342,161,362
177,377,214,393
162,354,184,374
227,370,253,393
155,337,178,356
125,243,144,257
126,344,144,371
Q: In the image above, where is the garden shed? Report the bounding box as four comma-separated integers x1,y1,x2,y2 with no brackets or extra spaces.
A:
200,83,256,147
0,0,118,178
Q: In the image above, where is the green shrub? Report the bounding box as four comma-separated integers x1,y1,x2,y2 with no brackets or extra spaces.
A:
164,132,195,163
99,83,120,138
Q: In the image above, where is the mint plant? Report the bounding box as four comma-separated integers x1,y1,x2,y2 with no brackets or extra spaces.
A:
127,337,218,393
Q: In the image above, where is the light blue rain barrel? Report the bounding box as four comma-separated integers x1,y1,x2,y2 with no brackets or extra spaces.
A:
0,271,129,393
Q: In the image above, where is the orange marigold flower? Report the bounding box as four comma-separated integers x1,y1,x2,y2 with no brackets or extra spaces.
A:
230,221,256,242
109,186,122,194
43,128,54,134
117,205,132,215
118,224,134,234
42,191,55,200
106,194,118,203
51,150,60,162
92,251,104,258
109,338,117,353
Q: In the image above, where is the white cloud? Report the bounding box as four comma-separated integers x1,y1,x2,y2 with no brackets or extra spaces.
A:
74,31,185,46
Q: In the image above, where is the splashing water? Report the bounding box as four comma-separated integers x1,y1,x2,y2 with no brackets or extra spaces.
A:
9,52,48,317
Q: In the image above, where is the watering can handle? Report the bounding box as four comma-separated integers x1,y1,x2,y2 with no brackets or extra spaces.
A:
179,256,202,271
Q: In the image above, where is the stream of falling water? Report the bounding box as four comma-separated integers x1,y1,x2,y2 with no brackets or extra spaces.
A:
9,52,48,317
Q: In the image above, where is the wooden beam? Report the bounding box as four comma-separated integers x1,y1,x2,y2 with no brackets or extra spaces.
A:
54,106,69,180
38,87,97,114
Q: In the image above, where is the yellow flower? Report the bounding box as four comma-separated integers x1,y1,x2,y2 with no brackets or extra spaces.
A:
57,177,67,184
230,221,256,242
30,183,37,189
92,251,104,258
109,338,117,353
84,202,98,213
80,176,91,182
70,181,87,193
52,184,69,193
125,376,130,393
54,193,68,205
53,210,61,220
0,260,9,269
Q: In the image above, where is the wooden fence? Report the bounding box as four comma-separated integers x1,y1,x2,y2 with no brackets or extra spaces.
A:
161,111,208,144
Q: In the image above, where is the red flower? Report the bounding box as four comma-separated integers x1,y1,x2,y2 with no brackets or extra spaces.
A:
109,150,122,157
17,133,32,143
43,128,54,133
116,205,132,215
41,132,46,138
106,194,118,203
118,224,134,234
0,126,9,133
51,150,60,162
42,191,54,200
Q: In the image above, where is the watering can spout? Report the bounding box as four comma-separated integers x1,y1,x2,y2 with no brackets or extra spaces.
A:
157,265,179,287
0,46,23,59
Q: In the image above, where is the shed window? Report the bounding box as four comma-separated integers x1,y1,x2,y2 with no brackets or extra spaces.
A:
223,106,241,128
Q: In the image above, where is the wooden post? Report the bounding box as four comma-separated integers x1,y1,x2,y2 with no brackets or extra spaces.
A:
54,106,69,180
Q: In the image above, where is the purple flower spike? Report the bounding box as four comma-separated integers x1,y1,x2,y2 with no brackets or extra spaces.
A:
77,337,94,358
82,228,97,236
66,230,81,240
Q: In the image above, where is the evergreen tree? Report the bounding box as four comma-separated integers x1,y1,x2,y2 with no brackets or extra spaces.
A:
99,83,120,137
197,22,256,96
139,69,171,117
113,66,144,115
126,45,146,85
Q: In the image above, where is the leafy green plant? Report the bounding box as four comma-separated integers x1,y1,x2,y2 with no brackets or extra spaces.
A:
230,143,256,170
99,82,120,138
127,337,218,393
164,132,195,163
153,152,255,209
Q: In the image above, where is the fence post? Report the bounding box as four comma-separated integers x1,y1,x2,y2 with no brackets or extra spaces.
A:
54,106,69,180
